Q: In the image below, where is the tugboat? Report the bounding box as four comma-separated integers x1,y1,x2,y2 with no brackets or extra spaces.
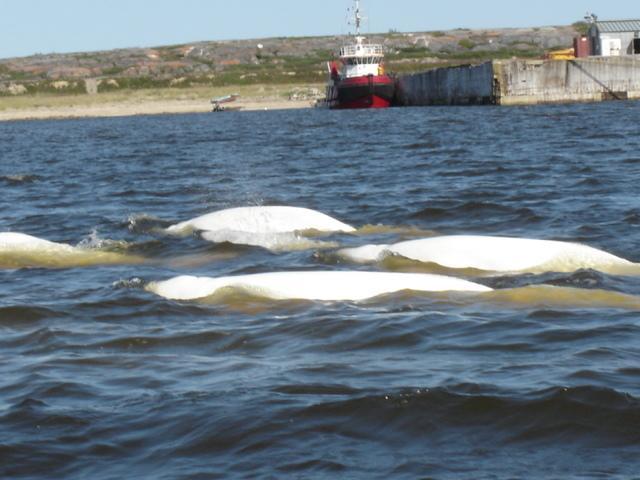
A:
321,0,395,109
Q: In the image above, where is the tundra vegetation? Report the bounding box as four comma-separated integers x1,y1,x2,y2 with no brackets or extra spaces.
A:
0,24,580,107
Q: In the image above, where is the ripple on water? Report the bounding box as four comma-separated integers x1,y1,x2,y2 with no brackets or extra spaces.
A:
2,104,640,479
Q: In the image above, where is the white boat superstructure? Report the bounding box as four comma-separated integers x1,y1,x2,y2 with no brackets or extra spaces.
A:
318,0,395,109
338,0,386,78
339,42,385,78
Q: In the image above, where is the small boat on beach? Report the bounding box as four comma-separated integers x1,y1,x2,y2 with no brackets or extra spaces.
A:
320,0,395,109
211,94,241,112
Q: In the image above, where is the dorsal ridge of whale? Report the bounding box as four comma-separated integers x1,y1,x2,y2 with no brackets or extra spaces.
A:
147,271,493,302
0,232,142,268
338,235,637,275
0,232,74,252
166,206,356,235
390,235,634,273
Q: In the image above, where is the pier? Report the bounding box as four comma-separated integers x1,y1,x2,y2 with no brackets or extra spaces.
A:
395,56,640,106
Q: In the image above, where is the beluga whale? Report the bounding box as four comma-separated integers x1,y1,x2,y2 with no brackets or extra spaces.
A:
165,206,356,251
146,271,493,302
337,235,640,276
0,232,141,269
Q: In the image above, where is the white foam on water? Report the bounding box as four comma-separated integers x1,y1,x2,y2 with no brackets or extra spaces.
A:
166,206,356,236
338,235,639,275
146,271,493,302
76,229,131,251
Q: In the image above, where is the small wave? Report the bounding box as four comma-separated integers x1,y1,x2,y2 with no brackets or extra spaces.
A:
112,277,146,290
0,174,40,185
355,224,438,237
411,202,541,226
411,201,515,218
76,229,132,251
403,141,441,150
293,385,640,446
125,214,172,234
575,177,603,188
483,285,640,310
542,269,607,289
0,305,63,325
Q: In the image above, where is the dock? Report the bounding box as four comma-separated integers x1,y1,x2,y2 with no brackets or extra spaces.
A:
395,56,640,106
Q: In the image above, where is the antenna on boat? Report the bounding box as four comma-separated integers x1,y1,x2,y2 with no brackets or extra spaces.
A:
347,0,366,43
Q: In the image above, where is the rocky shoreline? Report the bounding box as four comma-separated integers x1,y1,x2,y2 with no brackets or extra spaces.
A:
0,24,584,121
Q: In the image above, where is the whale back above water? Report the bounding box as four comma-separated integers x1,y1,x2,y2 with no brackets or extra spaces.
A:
0,232,75,252
166,206,356,236
338,235,639,275
146,271,493,302
0,232,140,268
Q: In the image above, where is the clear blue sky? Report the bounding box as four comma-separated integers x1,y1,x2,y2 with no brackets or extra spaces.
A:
1,0,638,59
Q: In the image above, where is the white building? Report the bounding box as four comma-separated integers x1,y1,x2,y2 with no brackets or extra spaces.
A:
589,19,640,56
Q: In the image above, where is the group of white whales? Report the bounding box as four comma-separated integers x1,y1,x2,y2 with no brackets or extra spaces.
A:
3,206,640,306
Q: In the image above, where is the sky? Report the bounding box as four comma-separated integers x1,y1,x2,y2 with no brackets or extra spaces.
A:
0,0,638,59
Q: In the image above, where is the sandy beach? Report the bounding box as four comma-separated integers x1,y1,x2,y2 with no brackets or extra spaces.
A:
0,84,320,122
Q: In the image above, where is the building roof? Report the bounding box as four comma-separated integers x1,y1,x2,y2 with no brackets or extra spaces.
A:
596,20,640,33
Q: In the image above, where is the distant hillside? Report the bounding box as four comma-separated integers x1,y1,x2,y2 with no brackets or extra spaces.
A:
0,25,582,96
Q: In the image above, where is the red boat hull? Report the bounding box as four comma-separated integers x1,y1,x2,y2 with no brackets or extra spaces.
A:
333,75,395,109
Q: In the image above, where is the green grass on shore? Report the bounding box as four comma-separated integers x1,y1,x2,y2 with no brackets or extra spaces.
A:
0,41,554,112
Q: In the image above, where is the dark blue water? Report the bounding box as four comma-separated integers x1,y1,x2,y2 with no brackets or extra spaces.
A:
1,103,640,479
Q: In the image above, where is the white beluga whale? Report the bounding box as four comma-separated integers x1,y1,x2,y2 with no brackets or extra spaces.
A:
165,206,355,251
146,271,492,302
166,206,355,235
0,232,141,268
338,235,640,276
0,232,74,251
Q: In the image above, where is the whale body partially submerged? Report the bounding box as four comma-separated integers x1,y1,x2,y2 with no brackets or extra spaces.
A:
146,271,492,302
0,232,76,252
166,206,356,235
338,235,639,275
0,232,140,268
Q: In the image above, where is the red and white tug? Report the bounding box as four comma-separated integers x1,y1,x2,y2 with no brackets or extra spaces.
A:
321,0,395,109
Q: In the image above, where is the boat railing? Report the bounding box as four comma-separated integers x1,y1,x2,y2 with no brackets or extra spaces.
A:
339,44,384,58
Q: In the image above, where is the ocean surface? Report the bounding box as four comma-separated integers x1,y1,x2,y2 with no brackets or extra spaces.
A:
1,102,640,479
